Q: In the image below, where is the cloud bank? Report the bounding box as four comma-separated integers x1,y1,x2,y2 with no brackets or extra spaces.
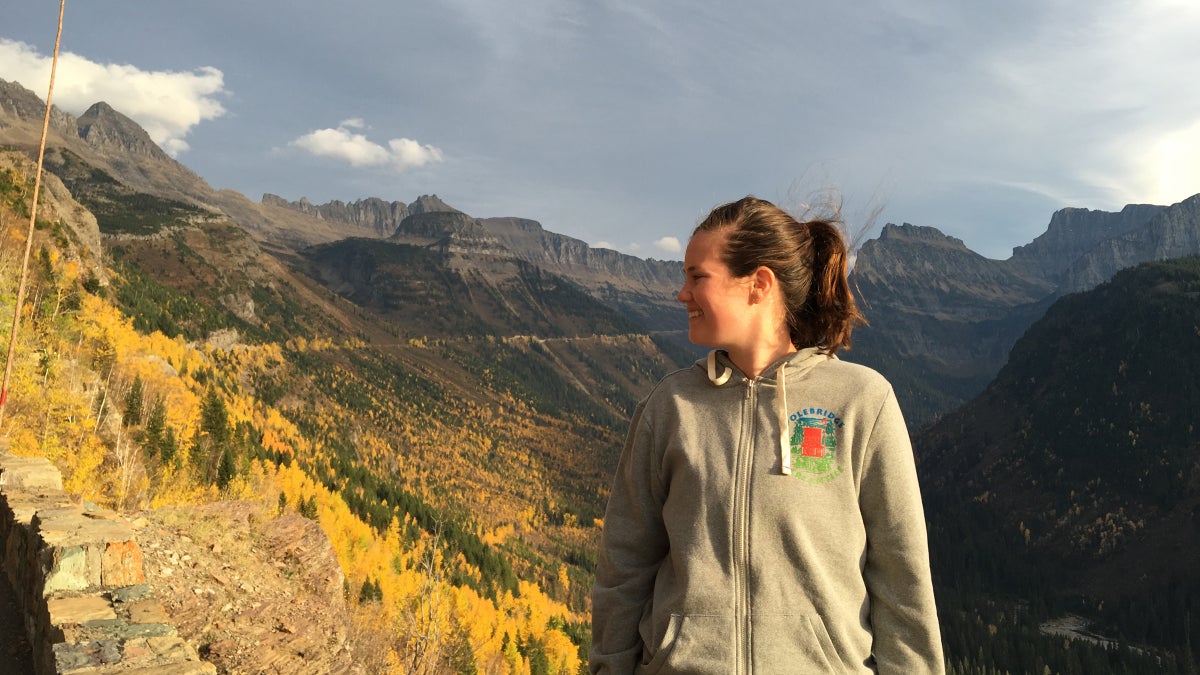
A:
0,39,226,156
653,236,681,254
289,119,444,171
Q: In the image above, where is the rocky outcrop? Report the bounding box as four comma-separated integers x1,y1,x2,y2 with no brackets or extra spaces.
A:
479,217,682,289
1,445,357,675
0,151,106,285
1062,195,1200,292
263,194,412,238
1008,203,1165,284
262,193,463,239
408,194,460,215
137,502,358,674
0,80,214,212
76,102,172,161
0,78,78,137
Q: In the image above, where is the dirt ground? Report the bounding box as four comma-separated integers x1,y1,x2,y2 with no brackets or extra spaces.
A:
133,501,364,674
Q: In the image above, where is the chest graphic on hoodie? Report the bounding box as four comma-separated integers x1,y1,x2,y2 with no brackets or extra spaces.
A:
788,406,846,484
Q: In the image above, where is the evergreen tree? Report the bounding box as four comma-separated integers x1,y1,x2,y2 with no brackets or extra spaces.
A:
142,398,166,457
216,447,238,489
299,495,319,520
122,375,145,427
194,388,231,480
200,388,230,446
160,427,179,466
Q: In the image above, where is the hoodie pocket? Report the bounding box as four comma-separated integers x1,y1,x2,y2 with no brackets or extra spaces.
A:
751,614,841,673
640,614,732,674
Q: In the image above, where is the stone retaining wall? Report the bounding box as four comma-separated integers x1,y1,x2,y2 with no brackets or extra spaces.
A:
0,443,215,674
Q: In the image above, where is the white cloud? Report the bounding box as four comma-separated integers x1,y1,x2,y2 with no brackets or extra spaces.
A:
592,240,613,250
290,120,444,171
0,39,227,157
653,236,681,254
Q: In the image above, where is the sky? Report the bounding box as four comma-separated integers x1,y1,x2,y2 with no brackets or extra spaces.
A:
3,1,1199,261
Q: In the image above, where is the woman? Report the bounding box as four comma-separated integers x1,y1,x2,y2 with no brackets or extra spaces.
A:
590,196,943,674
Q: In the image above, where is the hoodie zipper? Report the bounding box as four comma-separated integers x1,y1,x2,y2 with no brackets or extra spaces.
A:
734,377,756,675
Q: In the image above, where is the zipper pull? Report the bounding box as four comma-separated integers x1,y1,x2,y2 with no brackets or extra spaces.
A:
744,379,754,400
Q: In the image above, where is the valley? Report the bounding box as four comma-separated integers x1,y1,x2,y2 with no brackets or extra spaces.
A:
2,77,1199,673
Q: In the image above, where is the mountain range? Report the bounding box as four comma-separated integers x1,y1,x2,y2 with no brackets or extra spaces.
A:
8,74,1200,427
3,76,1199,672
847,196,1200,427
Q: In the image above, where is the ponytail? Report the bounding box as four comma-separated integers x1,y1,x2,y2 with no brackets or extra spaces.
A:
791,220,866,354
695,196,867,355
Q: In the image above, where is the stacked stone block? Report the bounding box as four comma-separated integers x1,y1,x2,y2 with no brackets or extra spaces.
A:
0,444,215,674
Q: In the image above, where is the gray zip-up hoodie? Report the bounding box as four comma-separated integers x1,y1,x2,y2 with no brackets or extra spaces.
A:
591,348,943,674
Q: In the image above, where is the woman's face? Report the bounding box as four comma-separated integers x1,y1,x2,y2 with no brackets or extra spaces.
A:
677,230,755,351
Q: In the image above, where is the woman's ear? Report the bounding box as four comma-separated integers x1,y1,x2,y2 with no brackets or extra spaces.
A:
750,266,775,303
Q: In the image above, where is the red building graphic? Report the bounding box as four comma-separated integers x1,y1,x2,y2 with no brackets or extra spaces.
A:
800,427,825,458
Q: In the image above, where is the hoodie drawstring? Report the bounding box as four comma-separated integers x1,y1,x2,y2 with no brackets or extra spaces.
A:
706,351,791,475
707,350,732,386
778,360,790,475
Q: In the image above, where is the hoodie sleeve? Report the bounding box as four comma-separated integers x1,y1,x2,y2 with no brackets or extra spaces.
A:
858,388,945,674
590,401,669,674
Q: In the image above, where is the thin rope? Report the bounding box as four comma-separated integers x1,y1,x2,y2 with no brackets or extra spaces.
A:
0,0,67,430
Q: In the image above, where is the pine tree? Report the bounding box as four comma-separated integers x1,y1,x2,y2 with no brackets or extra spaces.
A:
160,427,179,465
122,375,144,427
194,388,230,479
216,447,237,489
143,398,166,457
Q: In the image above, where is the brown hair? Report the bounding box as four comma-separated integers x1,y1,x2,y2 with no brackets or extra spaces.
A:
694,195,866,354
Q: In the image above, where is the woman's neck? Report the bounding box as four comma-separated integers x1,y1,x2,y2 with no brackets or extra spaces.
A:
727,335,797,379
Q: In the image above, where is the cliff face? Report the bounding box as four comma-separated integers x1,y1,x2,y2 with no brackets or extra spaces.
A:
260,193,464,239
1008,203,1165,284
1063,195,1200,291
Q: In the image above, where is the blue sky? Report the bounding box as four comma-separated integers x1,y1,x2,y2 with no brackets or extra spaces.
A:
3,1,1198,260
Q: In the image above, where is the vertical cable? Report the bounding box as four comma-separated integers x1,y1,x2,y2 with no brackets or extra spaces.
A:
0,0,67,430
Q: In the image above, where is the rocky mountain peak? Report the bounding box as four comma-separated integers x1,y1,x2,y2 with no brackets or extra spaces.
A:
408,194,460,215
0,84,213,214
0,78,79,140
76,102,170,160
0,78,49,121
393,210,479,236
877,222,969,250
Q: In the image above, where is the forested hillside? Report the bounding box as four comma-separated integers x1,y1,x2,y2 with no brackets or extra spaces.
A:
0,151,691,672
919,257,1200,674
